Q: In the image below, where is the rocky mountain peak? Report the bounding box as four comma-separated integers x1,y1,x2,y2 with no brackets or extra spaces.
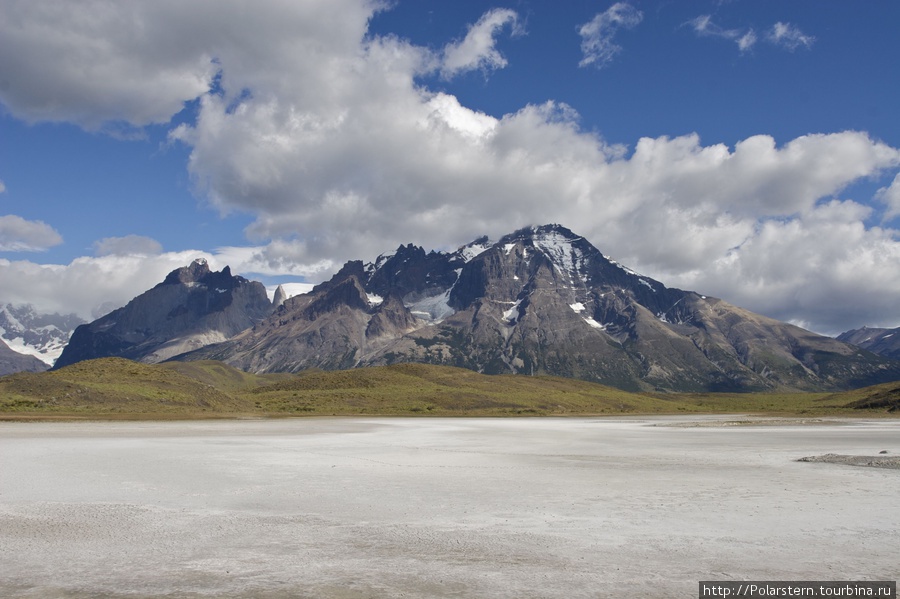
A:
163,258,212,285
54,261,274,368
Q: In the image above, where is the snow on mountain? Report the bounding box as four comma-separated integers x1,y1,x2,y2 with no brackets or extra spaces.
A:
837,326,900,360
176,224,900,393
0,304,85,366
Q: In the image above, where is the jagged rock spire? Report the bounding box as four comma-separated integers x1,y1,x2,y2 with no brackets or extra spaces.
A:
273,284,288,308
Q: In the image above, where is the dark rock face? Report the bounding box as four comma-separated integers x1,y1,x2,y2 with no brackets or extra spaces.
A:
178,225,900,392
54,260,273,368
0,337,49,375
837,327,900,360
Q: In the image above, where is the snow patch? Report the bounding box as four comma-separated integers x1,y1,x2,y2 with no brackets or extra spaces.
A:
367,293,384,306
583,317,605,330
459,241,491,262
533,230,589,283
2,336,55,365
638,279,655,292
502,299,523,324
610,258,640,277
569,302,586,313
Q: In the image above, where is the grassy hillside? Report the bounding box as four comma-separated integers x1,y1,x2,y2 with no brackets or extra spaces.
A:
820,380,900,412
0,358,898,420
247,362,678,415
0,358,251,418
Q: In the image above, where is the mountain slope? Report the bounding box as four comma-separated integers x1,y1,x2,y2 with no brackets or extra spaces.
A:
837,326,900,360
179,225,900,392
54,259,273,368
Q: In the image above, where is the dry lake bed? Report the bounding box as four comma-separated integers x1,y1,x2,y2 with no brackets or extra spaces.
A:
1,416,897,598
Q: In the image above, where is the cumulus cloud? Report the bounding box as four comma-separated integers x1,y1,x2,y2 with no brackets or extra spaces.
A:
670,200,900,335
578,2,643,68
767,22,815,51
0,215,63,251
93,235,163,257
0,252,214,320
0,0,376,129
440,8,521,79
0,245,316,321
876,173,900,220
1,0,899,333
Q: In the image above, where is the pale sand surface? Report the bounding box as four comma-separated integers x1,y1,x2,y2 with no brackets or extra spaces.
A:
1,416,898,598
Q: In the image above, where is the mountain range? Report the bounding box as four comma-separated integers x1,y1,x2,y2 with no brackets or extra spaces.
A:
175,224,899,392
8,224,899,393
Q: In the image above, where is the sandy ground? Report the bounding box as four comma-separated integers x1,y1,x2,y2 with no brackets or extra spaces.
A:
0,416,897,598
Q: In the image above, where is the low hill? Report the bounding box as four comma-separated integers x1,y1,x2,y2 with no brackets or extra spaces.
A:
246,362,677,415
158,360,291,394
1,358,898,419
824,381,900,412
0,357,251,417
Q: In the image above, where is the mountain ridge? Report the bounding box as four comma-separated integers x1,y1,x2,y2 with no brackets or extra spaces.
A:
837,326,900,360
54,259,274,369
177,224,900,392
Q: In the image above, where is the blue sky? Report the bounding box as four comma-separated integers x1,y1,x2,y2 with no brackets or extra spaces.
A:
1,0,899,335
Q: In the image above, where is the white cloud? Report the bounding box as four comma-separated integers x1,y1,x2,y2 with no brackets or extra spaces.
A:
265,282,315,303
0,179,6,193
0,252,215,320
0,215,63,251
213,243,336,279
669,200,900,335
93,235,163,257
440,8,521,79
689,16,814,53
876,173,900,220
767,22,815,51
1,0,899,334
687,15,756,52
737,30,758,52
578,2,643,68
0,245,321,321
0,0,377,129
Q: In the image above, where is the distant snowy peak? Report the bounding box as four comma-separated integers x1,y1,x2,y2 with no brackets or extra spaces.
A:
837,326,900,360
0,304,85,366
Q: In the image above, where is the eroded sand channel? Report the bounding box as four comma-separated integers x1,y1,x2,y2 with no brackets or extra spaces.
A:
1,417,897,598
